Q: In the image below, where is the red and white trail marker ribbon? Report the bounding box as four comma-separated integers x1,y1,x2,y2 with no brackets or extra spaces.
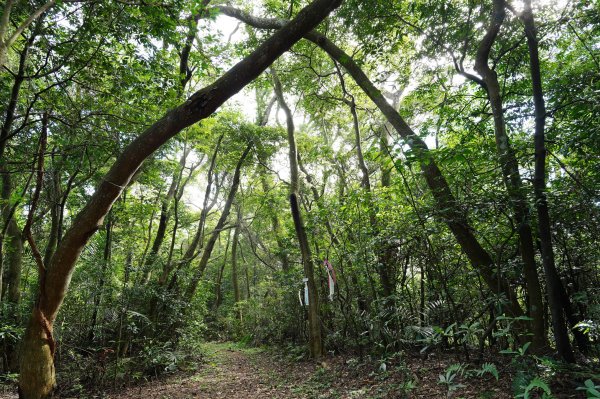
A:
324,260,336,301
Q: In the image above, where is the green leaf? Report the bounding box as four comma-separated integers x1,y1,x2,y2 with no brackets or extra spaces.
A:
522,377,551,399
519,342,532,356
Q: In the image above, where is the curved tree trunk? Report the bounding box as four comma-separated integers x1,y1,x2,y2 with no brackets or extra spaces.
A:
17,0,343,395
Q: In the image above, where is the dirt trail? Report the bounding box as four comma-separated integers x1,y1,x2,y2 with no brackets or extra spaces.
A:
111,343,322,399
110,343,512,399
0,343,514,398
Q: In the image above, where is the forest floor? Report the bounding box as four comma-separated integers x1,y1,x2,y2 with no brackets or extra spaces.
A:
1,342,591,398
106,342,514,399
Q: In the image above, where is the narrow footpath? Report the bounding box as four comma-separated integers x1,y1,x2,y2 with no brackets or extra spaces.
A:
111,342,320,399
110,342,512,399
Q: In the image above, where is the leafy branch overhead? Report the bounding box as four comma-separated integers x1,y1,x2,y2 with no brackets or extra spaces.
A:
0,0,598,398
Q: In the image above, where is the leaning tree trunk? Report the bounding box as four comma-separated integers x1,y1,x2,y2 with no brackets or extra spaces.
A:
272,69,323,358
17,0,343,396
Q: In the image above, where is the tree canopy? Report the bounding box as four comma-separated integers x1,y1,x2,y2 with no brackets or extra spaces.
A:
0,0,598,397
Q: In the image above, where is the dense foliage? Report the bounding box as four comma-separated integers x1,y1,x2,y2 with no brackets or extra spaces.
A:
0,0,598,397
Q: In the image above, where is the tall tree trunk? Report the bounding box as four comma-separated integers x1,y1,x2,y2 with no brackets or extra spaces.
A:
88,212,113,343
142,2,206,282
158,148,196,285
231,207,242,318
17,1,342,395
471,0,546,350
42,169,61,267
520,0,577,362
1,218,23,371
20,114,51,398
0,22,34,305
213,233,231,311
258,168,290,271
348,84,395,298
334,66,396,310
272,69,323,358
150,156,199,324
0,48,35,366
2,220,23,306
185,143,252,300
256,94,290,271
141,150,189,284
179,134,224,269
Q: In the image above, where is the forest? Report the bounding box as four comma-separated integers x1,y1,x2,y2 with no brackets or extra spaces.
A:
0,0,599,398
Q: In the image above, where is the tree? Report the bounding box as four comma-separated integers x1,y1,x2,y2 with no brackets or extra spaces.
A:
0,0,597,395
272,68,323,358
220,4,528,337
520,0,575,362
17,0,342,396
